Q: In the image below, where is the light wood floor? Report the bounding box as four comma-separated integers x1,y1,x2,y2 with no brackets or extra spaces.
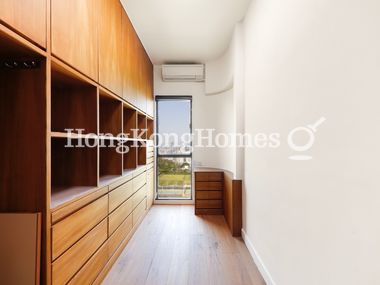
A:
102,205,265,285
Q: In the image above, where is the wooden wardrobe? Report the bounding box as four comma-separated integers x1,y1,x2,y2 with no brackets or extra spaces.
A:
0,0,155,284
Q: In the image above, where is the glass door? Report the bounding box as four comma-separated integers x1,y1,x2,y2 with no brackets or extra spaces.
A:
156,96,192,200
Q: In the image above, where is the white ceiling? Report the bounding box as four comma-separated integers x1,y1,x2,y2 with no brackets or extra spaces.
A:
121,0,251,64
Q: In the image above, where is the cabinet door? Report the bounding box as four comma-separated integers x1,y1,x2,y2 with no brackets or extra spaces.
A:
0,0,46,48
51,0,99,80
122,11,137,106
146,57,154,117
99,0,123,95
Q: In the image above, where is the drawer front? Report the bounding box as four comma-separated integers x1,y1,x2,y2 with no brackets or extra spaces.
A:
52,186,108,224
52,219,107,285
196,191,223,200
195,172,223,182
108,214,133,258
52,195,108,260
133,198,146,226
196,200,223,209
109,180,133,213
195,181,223,191
109,196,133,235
132,185,147,209
195,208,224,215
147,146,154,153
147,151,154,159
68,242,108,285
133,172,146,191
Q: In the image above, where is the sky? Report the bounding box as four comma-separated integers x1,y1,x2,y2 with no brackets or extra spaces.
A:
157,99,191,137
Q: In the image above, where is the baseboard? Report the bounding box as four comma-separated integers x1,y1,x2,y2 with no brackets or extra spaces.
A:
241,229,277,285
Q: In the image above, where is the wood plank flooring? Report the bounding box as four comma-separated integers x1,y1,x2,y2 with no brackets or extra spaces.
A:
102,205,265,285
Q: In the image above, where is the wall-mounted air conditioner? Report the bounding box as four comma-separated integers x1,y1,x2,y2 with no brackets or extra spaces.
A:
161,64,205,82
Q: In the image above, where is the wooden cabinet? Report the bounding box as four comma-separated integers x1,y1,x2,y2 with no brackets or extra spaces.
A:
194,170,224,215
0,0,46,48
99,0,123,95
121,11,137,106
51,0,99,80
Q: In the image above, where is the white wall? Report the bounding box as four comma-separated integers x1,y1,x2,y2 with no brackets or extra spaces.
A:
241,0,380,284
154,66,235,172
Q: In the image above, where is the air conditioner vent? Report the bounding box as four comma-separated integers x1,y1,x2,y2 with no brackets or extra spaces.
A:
162,64,205,82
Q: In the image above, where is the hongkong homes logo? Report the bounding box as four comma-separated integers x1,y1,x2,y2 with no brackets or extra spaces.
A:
62,117,327,161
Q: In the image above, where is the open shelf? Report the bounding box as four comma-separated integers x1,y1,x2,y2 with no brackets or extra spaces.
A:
0,32,47,212
138,113,147,139
123,141,138,171
123,105,137,139
51,138,97,209
99,92,122,137
147,118,154,140
138,142,147,166
99,139,122,185
51,64,97,135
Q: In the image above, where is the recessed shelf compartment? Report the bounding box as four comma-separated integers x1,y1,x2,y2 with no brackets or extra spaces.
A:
147,118,154,140
99,91,122,137
123,141,137,171
123,105,137,139
138,142,147,166
51,138,97,209
99,139,123,185
138,113,147,139
0,32,46,212
51,64,97,135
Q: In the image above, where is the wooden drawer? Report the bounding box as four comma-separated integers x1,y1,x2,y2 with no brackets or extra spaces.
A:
109,196,133,235
195,208,224,215
133,198,146,226
196,191,223,200
147,151,154,159
132,185,147,209
108,214,133,258
196,200,223,209
52,195,108,260
68,242,108,285
109,180,133,213
52,219,107,285
52,186,108,224
133,172,146,192
147,146,154,153
195,172,223,182
195,181,223,191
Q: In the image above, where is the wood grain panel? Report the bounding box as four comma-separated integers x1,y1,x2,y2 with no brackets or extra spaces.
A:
52,219,107,285
109,197,133,235
52,186,108,224
195,182,223,191
0,0,46,47
98,0,122,95
132,185,147,209
132,198,146,226
195,200,223,209
51,0,99,80
108,214,133,258
196,191,223,200
68,242,108,285
133,172,147,192
52,195,108,260
195,172,223,182
223,172,242,237
109,180,133,213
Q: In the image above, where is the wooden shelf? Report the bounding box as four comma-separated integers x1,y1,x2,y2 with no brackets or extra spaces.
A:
99,139,123,179
50,131,98,139
138,143,147,166
147,118,154,140
51,64,97,134
99,92,122,136
99,175,121,187
0,36,46,212
123,105,137,139
123,141,137,170
51,138,97,209
138,113,147,139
